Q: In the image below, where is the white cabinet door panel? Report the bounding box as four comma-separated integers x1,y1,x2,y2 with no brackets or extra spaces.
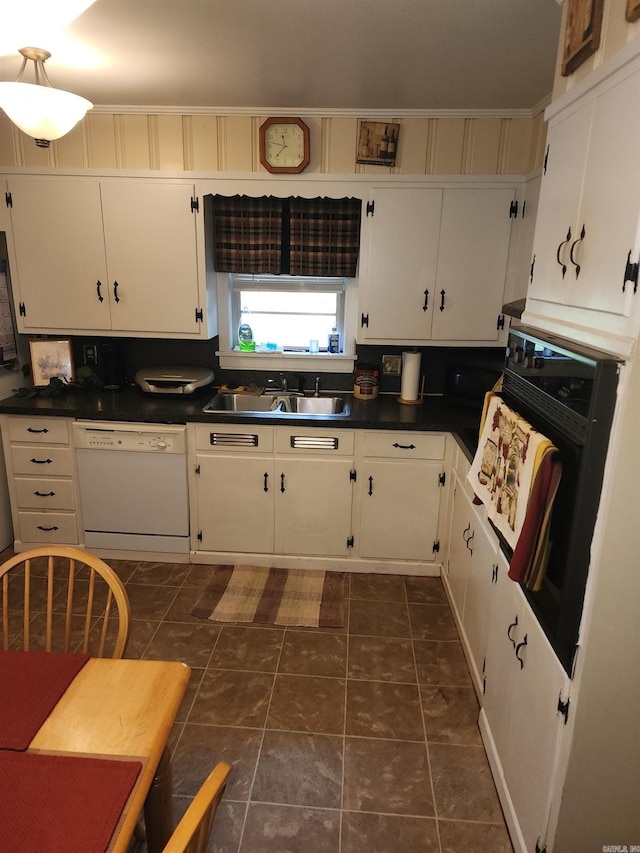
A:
7,179,111,330
100,182,201,334
432,188,514,341
195,455,274,553
360,188,442,340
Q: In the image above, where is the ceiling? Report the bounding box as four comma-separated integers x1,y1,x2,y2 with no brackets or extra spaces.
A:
0,0,563,113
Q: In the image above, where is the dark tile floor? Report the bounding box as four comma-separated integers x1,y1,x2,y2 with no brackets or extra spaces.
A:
26,551,514,853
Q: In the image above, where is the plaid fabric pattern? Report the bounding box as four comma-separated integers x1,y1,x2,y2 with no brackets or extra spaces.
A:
211,195,283,273
290,197,362,277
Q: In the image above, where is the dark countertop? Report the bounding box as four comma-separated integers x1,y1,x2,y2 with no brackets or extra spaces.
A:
0,387,481,456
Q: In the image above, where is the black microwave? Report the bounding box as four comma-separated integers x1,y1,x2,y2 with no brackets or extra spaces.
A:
443,353,503,409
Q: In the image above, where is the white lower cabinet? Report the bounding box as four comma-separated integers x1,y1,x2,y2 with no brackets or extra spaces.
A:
188,423,449,571
481,551,570,853
0,415,80,547
444,444,571,853
354,431,447,564
189,423,355,559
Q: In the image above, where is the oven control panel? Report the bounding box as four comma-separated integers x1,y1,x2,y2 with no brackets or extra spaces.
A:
72,421,187,454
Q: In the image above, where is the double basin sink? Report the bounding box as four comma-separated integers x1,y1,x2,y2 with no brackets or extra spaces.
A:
203,392,350,418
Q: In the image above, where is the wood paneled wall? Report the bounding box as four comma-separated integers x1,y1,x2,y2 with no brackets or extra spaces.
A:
0,110,546,176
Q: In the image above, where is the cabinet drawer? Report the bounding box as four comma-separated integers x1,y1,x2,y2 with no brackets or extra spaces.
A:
6,417,69,445
192,424,274,453
275,428,355,455
17,511,78,544
11,446,74,476
362,431,445,460
15,477,75,510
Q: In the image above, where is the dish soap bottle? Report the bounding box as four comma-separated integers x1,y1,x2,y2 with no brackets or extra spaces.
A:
328,327,340,353
238,323,255,351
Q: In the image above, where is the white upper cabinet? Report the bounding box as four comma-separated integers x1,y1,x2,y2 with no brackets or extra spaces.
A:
525,54,640,354
5,177,216,339
358,185,516,345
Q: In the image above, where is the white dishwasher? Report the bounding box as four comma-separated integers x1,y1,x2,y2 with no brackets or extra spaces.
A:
73,421,189,554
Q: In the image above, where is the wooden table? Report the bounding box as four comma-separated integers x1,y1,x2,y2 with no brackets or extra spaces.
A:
28,657,191,853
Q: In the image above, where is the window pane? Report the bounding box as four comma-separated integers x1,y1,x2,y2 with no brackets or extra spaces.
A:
239,290,337,349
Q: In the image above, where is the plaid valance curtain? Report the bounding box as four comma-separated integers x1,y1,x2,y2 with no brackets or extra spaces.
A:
211,195,283,274
289,197,361,277
210,195,361,276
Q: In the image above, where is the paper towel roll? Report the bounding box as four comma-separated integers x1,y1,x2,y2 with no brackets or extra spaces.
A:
400,351,421,402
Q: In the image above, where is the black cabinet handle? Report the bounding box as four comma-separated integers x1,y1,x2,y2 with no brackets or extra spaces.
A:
623,249,639,294
34,491,55,497
113,280,120,303
392,443,416,450
439,289,445,312
507,615,519,646
462,522,471,542
96,280,104,302
466,532,474,554
422,289,429,312
556,227,571,278
280,473,285,493
30,458,52,464
569,225,586,278
515,634,528,669
368,475,373,496
36,525,59,532
263,473,269,493
26,427,48,434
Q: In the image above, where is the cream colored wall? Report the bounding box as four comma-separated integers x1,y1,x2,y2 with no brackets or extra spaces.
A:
553,0,640,99
0,110,545,176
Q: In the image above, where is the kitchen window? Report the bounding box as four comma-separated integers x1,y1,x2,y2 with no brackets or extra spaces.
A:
210,194,361,371
232,274,345,353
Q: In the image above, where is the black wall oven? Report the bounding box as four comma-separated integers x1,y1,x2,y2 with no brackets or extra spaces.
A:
500,326,621,675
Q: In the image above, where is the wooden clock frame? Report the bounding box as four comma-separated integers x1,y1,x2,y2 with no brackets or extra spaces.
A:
259,117,310,174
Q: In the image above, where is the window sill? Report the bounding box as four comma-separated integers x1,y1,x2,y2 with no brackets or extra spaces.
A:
216,351,357,373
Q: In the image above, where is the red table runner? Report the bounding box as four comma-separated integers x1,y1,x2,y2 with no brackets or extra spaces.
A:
0,751,142,852
0,650,90,750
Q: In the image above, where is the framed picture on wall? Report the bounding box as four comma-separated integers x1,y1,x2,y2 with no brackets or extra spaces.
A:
356,121,400,167
561,0,604,76
626,0,640,22
29,339,75,387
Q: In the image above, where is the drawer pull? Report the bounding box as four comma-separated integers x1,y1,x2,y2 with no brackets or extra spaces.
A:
392,443,416,450
34,491,56,497
36,525,59,532
515,634,528,669
30,458,53,465
507,615,519,646
26,427,49,434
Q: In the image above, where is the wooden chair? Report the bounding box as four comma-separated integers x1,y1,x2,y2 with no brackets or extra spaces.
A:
0,545,130,658
162,762,232,853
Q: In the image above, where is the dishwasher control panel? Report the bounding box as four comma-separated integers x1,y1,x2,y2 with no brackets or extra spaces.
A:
73,421,187,454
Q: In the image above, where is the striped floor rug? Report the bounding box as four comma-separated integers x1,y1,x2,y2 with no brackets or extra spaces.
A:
191,565,346,628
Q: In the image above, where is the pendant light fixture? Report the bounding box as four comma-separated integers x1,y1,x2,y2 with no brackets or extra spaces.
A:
0,47,93,148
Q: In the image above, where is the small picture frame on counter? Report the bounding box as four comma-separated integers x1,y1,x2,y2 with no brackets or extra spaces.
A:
29,339,75,387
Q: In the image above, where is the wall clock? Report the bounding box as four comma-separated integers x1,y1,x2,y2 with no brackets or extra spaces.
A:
259,117,310,174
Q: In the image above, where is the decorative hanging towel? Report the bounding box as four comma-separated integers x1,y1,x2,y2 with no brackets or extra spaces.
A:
467,393,562,591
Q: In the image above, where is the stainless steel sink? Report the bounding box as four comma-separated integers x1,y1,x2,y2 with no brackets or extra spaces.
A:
203,393,349,418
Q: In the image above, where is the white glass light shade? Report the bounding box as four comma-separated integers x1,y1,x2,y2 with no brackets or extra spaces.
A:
0,81,92,145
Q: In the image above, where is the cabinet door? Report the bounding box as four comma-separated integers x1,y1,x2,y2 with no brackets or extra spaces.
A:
528,101,593,306
359,188,442,342
7,178,111,331
461,505,499,694
431,188,515,341
100,182,201,334
275,458,353,556
445,474,473,623
195,455,274,553
358,460,442,561
568,69,640,317
483,553,569,853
